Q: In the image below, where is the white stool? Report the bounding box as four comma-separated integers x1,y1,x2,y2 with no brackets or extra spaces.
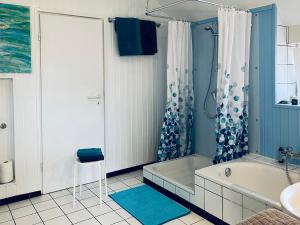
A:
73,157,108,208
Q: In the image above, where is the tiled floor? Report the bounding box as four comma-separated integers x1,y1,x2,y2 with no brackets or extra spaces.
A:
0,170,213,225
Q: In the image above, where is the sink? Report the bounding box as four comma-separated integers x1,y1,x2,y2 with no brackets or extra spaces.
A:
280,182,300,219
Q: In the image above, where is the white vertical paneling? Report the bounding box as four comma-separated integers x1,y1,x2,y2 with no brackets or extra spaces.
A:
71,0,167,172
0,0,166,199
0,79,14,162
0,3,41,199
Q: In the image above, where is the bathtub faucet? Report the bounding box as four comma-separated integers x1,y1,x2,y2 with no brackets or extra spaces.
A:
278,146,300,170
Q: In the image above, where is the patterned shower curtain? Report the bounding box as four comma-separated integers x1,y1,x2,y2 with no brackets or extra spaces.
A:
157,21,194,162
214,8,252,164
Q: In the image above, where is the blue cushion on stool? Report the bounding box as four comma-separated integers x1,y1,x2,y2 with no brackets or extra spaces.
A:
77,148,104,163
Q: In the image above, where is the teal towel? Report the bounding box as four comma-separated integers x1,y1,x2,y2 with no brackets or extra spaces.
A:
115,17,143,56
77,148,104,163
140,20,157,55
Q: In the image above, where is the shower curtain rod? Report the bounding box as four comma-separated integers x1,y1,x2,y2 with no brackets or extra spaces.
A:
146,0,223,14
145,0,249,22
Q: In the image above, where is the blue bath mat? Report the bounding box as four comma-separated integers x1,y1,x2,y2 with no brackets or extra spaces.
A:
110,185,190,225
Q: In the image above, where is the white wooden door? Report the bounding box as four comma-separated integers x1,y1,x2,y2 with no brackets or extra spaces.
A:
40,13,105,193
0,79,14,163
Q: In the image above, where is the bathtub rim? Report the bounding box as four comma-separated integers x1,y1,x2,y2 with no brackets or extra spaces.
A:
143,154,211,194
195,157,300,209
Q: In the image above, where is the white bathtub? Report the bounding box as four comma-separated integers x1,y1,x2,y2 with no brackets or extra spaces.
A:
143,155,212,192
143,154,300,224
196,158,300,209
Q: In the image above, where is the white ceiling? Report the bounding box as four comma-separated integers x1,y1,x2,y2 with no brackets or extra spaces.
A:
277,0,300,26
152,0,300,25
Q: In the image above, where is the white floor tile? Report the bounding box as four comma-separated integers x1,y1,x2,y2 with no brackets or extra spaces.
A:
116,187,131,192
53,194,73,206
127,170,143,178
90,187,110,197
50,190,70,199
193,219,214,225
0,221,15,225
30,194,52,204
9,199,32,210
38,207,64,221
164,219,186,225
67,209,93,224
0,170,210,225
76,190,95,200
14,213,41,225
44,215,71,225
86,182,99,189
96,211,123,225
80,196,100,208
130,184,144,189
0,211,13,223
0,205,9,213
87,203,113,217
178,212,203,225
34,199,57,212
116,208,132,220
61,202,84,214
114,221,128,225
136,176,143,182
106,177,120,184
122,178,141,187
68,185,88,194
116,174,133,181
106,201,121,210
126,217,142,225
102,195,113,203
108,182,128,191
11,205,35,219
76,218,101,225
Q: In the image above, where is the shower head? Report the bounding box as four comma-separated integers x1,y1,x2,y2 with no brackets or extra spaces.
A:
204,26,214,33
204,26,218,36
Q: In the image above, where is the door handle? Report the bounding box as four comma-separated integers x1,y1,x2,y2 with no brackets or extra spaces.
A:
0,123,7,129
87,95,101,100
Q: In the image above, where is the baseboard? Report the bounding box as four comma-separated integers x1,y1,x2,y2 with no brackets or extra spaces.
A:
0,163,152,206
0,191,41,206
144,178,228,225
106,162,154,178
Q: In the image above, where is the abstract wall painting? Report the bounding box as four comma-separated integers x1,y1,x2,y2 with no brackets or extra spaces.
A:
0,3,31,73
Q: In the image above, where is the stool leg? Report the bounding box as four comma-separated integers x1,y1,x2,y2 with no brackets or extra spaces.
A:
73,163,77,208
79,177,82,197
104,166,108,197
99,162,103,208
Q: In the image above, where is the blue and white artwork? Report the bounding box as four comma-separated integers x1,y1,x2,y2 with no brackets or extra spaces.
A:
0,3,31,73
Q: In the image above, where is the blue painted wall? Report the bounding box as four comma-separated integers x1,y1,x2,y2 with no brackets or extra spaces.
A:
191,5,281,159
256,5,300,161
191,19,218,158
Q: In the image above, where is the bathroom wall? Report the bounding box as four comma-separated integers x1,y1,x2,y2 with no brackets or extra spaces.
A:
192,4,300,165
34,0,168,173
191,8,262,158
261,5,300,161
0,0,41,200
191,19,218,159
0,0,167,198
